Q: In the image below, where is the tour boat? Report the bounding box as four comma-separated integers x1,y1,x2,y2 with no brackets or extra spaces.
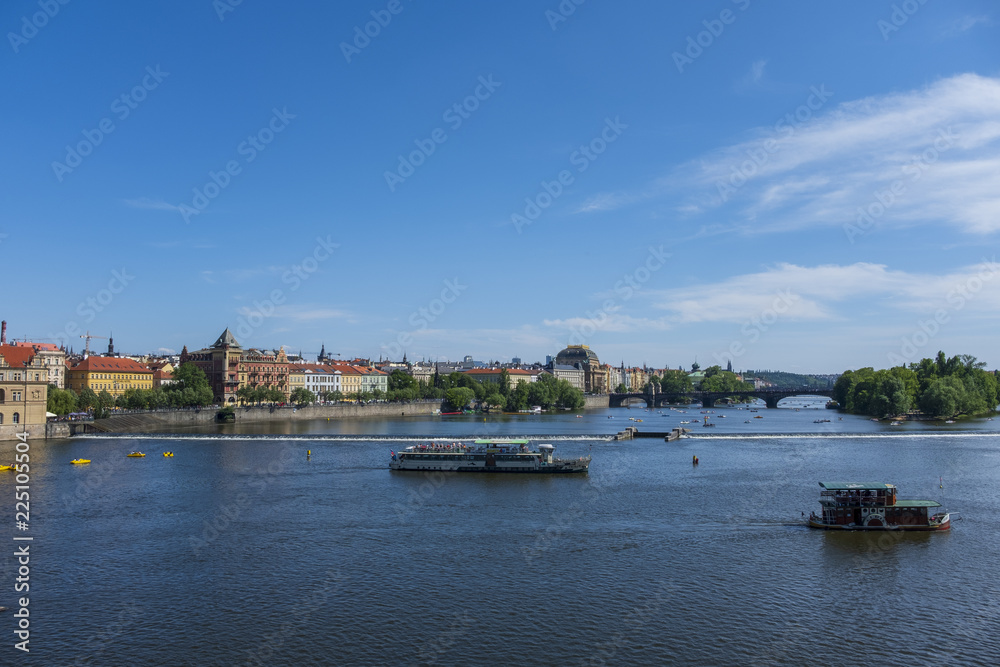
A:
127,452,145,458
71,459,91,464
390,439,589,474
807,482,951,531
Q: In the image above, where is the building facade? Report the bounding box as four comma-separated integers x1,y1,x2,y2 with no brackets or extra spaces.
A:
554,345,606,393
291,363,343,399
66,356,154,396
461,367,535,389
180,329,244,404
13,342,66,388
0,345,49,439
241,347,291,400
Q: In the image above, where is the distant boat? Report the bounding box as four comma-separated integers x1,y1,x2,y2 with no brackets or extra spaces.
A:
71,459,91,464
126,452,145,458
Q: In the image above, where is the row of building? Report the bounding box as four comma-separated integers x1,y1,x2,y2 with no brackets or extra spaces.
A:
0,316,767,437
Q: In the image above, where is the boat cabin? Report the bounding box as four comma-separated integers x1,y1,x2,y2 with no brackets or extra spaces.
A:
815,482,942,528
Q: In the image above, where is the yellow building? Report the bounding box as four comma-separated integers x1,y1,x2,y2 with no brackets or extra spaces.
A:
1,345,50,440
331,364,363,397
288,364,306,394
66,356,154,396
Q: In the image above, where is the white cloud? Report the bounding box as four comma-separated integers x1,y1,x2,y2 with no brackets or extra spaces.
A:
122,197,184,213
942,14,991,38
584,74,1000,235
737,59,767,89
640,261,1000,325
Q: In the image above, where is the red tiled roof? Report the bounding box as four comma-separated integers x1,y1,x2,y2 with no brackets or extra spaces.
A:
13,342,60,351
0,345,35,369
69,356,153,373
290,363,342,374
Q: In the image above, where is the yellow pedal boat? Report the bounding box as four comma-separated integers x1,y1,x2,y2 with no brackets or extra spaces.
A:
71,459,91,464
0,464,16,471
126,452,145,458
163,452,174,457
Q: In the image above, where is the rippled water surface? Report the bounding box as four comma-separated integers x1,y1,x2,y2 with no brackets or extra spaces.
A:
3,401,999,665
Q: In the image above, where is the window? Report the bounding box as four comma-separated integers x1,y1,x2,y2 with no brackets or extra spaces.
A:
12,412,19,424
12,391,21,402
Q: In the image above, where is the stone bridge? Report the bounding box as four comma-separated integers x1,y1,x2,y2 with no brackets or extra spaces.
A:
608,389,833,409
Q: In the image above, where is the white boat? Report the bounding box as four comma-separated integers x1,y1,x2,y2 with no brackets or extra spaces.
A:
389,439,589,474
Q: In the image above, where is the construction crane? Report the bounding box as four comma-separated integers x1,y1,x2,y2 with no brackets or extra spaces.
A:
80,331,108,358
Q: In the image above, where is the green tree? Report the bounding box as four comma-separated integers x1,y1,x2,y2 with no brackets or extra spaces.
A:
615,383,627,393
388,370,417,392
444,387,475,411
47,385,78,415
77,386,98,412
165,363,214,406
484,392,506,410
701,371,752,395
660,370,694,393
289,387,316,406
498,369,512,398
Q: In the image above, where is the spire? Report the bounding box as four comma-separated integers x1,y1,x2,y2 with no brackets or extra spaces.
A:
212,328,241,349
319,343,326,361
107,332,115,357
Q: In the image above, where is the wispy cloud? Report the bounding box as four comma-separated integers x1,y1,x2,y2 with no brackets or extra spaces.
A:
645,260,1000,324
737,59,767,89
236,304,356,324
122,197,184,213
942,14,991,38
582,74,1000,235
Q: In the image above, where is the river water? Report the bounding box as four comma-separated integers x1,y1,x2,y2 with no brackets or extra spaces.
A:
3,398,999,665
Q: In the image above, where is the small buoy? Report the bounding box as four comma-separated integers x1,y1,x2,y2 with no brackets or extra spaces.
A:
307,450,311,457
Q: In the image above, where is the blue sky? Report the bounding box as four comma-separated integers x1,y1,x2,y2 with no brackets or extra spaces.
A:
3,0,999,373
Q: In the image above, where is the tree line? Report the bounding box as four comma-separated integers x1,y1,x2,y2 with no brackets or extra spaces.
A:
833,352,998,419
615,366,753,396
